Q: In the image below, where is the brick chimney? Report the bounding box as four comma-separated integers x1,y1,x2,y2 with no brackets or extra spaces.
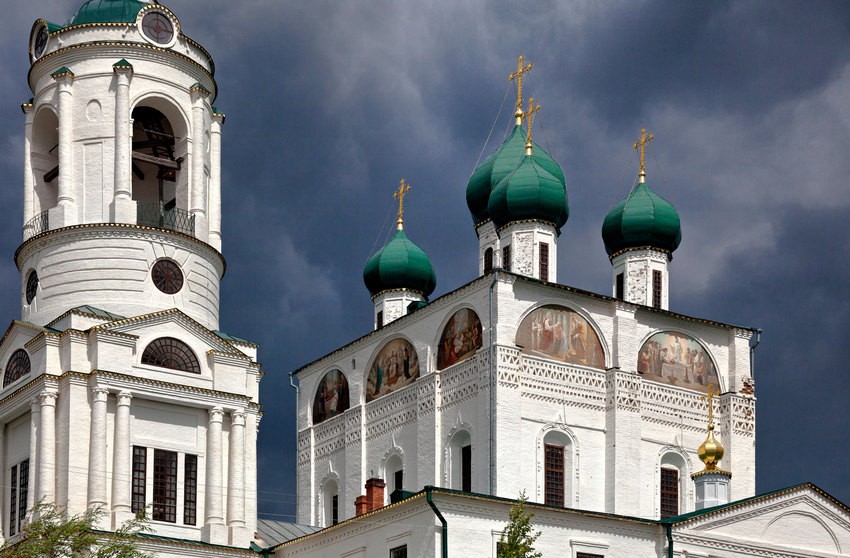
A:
354,478,386,516
354,495,369,516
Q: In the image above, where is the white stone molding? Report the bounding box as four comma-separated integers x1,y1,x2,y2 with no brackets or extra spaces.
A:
189,86,209,241
209,114,223,251
535,423,580,508
53,72,75,226
111,390,133,519
205,406,225,523
443,421,473,488
227,409,246,528
657,444,694,516
27,398,39,516
317,470,341,527
22,104,34,228
112,64,134,223
87,387,110,510
633,328,724,391
380,445,405,481
36,389,58,504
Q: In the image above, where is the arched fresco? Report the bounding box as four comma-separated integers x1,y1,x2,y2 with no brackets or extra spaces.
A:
366,338,420,403
515,305,605,368
312,369,350,424
437,308,483,369
638,331,718,392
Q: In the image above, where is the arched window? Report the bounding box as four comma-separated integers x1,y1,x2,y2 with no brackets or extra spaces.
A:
540,430,574,507
141,337,200,374
484,248,493,274
3,350,31,387
384,454,404,503
448,430,472,492
659,451,688,518
322,479,339,527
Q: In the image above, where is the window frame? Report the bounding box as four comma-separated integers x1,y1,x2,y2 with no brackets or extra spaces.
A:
140,337,201,375
8,458,29,536
484,247,493,274
652,269,662,308
539,242,549,281
544,443,565,507
502,245,512,272
132,445,198,525
660,466,679,518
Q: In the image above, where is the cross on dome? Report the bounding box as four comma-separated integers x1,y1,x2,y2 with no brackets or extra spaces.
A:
633,127,654,183
524,97,540,155
509,55,533,123
393,178,411,230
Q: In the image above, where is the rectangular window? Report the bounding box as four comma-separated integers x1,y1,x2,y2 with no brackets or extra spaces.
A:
652,269,662,308
132,446,147,515
576,554,605,558
461,444,472,492
615,272,624,300
18,459,28,528
394,469,404,493
331,494,339,525
660,467,679,518
390,545,408,558
539,242,549,281
502,245,511,272
184,454,198,526
484,248,493,273
9,464,17,536
153,449,178,523
544,444,565,507
377,311,384,329
8,459,29,537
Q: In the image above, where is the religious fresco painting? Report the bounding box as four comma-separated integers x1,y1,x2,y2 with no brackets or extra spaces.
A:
637,332,718,392
515,305,605,368
437,308,483,369
365,338,420,403
312,369,350,424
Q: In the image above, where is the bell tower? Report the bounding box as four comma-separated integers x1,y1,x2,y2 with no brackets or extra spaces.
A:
22,1,224,329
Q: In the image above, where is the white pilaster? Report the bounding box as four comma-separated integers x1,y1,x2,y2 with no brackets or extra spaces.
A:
22,104,34,229
227,409,249,545
111,64,135,224
27,398,39,517
36,390,57,504
189,85,209,242
111,391,132,527
87,387,109,511
209,113,224,251
202,406,227,544
52,71,76,227
0,420,5,542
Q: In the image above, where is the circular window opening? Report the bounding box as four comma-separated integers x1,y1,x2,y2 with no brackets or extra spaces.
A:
141,11,174,45
33,25,49,59
25,271,38,304
151,259,183,294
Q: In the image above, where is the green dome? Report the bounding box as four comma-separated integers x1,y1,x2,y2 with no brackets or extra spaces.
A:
363,229,436,298
487,155,569,231
66,0,150,26
466,125,565,226
601,182,682,257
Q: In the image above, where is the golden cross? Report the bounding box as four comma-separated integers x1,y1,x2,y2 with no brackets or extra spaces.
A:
508,55,533,115
702,384,719,426
393,179,411,230
633,128,654,181
524,97,541,149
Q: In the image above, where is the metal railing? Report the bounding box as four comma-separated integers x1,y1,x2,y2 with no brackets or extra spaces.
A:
22,210,49,241
136,201,195,236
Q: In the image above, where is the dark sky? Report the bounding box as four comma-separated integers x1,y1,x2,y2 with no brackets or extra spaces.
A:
2,1,848,521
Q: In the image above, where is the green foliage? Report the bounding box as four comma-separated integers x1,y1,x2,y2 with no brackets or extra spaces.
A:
0,503,153,558
498,491,542,558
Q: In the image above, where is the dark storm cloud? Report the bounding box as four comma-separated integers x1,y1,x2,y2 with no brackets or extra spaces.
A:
1,0,848,519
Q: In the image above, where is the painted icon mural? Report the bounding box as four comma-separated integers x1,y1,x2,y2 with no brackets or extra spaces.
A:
515,305,605,368
637,332,718,392
366,338,420,403
312,369,350,424
437,308,483,369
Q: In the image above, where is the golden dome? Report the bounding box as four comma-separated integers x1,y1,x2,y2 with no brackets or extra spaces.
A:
697,423,725,471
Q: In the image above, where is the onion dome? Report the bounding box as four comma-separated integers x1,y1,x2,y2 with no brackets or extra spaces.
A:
466,125,566,226
66,0,150,26
487,153,569,232
363,230,436,299
697,423,725,471
601,182,681,257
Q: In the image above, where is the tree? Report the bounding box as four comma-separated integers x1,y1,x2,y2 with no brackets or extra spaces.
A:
0,503,153,558
498,491,542,558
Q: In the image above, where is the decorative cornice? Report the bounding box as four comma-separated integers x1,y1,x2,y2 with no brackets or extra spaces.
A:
608,245,672,262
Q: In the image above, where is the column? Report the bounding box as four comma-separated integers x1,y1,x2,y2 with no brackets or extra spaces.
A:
208,113,224,251
111,391,132,524
189,84,209,241
22,104,34,230
53,70,76,227
227,410,248,544
112,62,134,223
36,390,57,504
0,420,5,541
202,407,226,544
27,399,39,516
87,388,109,510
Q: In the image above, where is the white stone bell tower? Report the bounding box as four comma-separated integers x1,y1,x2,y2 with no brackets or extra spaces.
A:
22,2,224,329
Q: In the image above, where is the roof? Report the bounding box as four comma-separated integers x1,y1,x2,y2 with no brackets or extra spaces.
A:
66,0,149,27
363,229,436,298
70,305,125,320
255,519,321,547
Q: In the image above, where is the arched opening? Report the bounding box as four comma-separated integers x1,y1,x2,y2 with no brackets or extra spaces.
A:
131,100,191,234
659,451,688,518
384,454,404,503
141,337,201,374
483,247,493,274
3,349,31,388
322,479,339,527
541,430,573,507
448,430,472,492
30,107,59,216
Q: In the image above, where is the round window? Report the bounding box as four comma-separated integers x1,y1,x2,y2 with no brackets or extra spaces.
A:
141,11,174,45
33,25,49,59
25,271,38,304
151,259,183,294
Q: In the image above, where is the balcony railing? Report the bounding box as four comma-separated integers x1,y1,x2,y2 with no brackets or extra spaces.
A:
22,210,49,241
137,202,195,236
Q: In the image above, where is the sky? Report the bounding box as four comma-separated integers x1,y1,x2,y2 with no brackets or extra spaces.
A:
1,0,848,521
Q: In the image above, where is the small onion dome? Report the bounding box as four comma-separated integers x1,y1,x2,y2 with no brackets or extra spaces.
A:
601,182,681,258
466,125,565,226
66,0,150,26
697,423,725,471
363,230,436,299
487,154,569,232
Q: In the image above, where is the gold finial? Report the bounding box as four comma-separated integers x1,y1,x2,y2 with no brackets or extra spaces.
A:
508,55,533,125
524,97,540,156
696,384,726,472
633,128,654,183
393,179,411,231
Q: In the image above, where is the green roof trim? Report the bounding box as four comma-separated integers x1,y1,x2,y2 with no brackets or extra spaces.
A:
70,305,125,321
65,0,149,27
113,58,133,68
214,330,257,346
46,22,63,33
363,229,436,298
51,66,75,78
602,182,681,257
190,82,211,95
